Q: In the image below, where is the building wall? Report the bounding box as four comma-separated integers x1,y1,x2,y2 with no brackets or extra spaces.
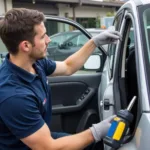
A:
13,2,116,19
0,0,12,15
13,2,59,15
58,4,116,18
0,0,5,15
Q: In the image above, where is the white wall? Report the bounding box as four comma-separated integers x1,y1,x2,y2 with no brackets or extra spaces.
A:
0,0,12,15
0,0,12,54
6,0,12,12
58,4,116,18
0,0,5,15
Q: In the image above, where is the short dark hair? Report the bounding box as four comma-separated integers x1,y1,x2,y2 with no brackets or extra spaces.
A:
0,8,45,55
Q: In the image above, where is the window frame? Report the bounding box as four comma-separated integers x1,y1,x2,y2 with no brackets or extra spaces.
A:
107,10,124,79
45,16,106,73
138,5,150,103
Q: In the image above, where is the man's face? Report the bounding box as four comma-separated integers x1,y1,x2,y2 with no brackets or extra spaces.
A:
29,22,50,60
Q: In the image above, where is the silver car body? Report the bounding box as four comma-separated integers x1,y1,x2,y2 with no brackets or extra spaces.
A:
100,0,150,150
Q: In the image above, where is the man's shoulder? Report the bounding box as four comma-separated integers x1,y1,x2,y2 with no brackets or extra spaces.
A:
36,58,55,67
0,61,18,84
0,60,10,73
0,71,36,105
0,63,14,87
36,58,56,76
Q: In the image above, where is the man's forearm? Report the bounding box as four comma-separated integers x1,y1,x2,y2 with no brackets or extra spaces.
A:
24,117,114,150
53,129,94,150
64,39,96,75
34,129,94,150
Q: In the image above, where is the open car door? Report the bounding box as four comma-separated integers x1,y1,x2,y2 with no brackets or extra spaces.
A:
0,15,107,150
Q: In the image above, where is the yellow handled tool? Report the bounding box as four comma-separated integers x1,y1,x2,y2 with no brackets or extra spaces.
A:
104,96,136,149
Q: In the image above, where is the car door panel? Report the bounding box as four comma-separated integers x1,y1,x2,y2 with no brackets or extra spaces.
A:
48,73,102,88
51,84,95,114
51,82,88,107
48,73,102,133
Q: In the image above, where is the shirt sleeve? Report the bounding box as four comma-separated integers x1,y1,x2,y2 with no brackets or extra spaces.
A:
37,58,56,76
0,95,45,139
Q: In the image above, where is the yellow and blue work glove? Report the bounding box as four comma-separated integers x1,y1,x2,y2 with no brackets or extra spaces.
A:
90,115,115,142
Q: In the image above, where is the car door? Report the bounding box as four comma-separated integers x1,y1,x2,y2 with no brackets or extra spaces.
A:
100,1,149,150
43,16,107,139
99,10,124,121
99,9,128,150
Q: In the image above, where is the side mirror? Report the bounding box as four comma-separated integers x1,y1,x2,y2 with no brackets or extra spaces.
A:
84,55,101,70
59,43,70,49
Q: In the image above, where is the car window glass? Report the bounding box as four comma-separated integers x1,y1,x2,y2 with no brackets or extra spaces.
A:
0,39,7,65
0,18,7,64
90,32,100,36
63,33,88,47
68,35,78,46
45,20,102,73
129,27,134,47
140,7,150,98
73,34,89,46
143,8,150,61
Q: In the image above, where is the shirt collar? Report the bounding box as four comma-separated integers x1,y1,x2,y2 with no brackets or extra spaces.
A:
5,54,38,83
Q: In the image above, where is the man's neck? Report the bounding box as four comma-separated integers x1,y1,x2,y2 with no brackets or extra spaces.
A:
9,54,36,74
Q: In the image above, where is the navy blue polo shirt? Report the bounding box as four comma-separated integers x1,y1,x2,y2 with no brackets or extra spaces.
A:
0,54,56,150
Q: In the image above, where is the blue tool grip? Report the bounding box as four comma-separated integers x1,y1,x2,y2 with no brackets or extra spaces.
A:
107,120,118,137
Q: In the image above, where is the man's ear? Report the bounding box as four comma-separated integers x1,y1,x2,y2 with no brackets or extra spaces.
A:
19,41,31,52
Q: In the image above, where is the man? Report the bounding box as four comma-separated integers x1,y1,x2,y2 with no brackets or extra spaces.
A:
0,8,121,150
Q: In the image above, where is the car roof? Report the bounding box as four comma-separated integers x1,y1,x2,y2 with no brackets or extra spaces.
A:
117,0,150,15
127,0,150,6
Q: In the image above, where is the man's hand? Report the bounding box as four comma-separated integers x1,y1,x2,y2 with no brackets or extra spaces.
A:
92,30,122,46
90,115,115,143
